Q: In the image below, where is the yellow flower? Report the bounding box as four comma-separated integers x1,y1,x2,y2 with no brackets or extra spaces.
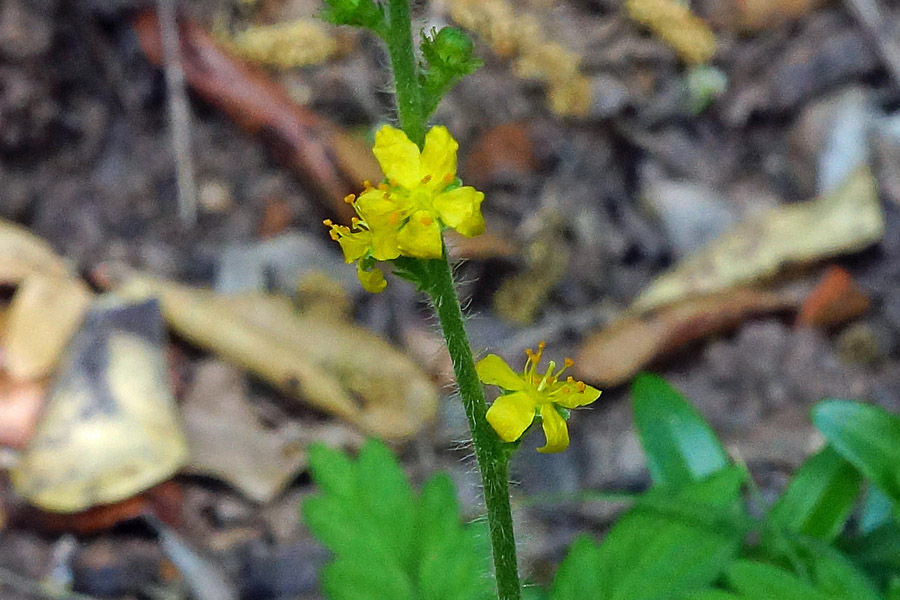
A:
356,125,486,259
324,124,485,292
477,342,601,453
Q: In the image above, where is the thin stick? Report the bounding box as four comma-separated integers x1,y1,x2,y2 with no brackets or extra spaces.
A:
844,0,900,88
157,0,199,227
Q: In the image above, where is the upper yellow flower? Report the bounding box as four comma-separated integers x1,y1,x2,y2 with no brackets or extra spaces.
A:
357,125,485,260
325,124,486,291
477,343,601,453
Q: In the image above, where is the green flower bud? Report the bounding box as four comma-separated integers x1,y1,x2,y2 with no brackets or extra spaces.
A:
321,0,385,32
422,26,481,76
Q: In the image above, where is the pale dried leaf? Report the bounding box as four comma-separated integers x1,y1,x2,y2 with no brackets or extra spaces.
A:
183,361,307,502
633,168,883,313
0,219,71,284
10,297,188,513
115,274,438,440
3,274,92,379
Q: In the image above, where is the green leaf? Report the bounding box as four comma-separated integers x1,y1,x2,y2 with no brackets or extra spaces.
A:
631,374,729,488
767,446,862,541
302,440,492,600
550,535,601,600
791,536,882,600
725,560,833,600
594,468,747,600
841,522,900,587
813,400,900,503
861,486,895,534
679,592,741,600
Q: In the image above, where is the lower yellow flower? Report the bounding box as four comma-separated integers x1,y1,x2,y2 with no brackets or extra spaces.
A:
476,342,601,453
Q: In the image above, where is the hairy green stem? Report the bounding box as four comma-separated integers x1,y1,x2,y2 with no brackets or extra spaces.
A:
380,2,521,596
385,0,425,147
426,255,522,600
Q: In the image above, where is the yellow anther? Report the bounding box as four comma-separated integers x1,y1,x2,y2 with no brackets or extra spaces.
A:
421,174,433,184
419,215,433,226
442,173,454,184
323,219,333,226
564,358,574,367
344,194,356,204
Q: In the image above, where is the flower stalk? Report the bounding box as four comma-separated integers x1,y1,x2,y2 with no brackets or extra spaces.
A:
379,3,521,598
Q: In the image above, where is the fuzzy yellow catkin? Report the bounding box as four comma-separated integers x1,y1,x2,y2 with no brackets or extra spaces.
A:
625,0,717,65
449,0,592,117
223,19,338,68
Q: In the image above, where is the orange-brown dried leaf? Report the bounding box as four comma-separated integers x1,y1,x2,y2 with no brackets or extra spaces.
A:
133,11,380,222
0,371,46,449
33,481,182,534
463,123,538,189
796,265,870,328
575,289,798,386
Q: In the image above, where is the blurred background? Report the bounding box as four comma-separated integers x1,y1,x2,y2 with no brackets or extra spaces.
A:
1,0,900,597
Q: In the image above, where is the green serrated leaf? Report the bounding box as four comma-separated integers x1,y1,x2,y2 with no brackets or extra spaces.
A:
631,374,729,487
725,560,833,600
550,535,601,600
302,440,492,600
767,446,862,541
813,400,900,503
595,468,746,600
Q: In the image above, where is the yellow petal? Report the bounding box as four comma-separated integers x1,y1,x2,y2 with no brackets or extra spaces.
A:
373,125,421,189
476,354,526,391
356,188,403,223
433,187,485,237
335,231,371,262
555,385,602,409
420,126,458,187
370,226,401,261
357,263,387,293
537,404,569,453
486,391,536,442
397,210,443,259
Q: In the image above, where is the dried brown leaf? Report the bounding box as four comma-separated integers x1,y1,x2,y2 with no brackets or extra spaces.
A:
182,361,307,502
575,288,798,386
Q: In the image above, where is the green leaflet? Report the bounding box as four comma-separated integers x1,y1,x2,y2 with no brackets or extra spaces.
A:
631,374,729,488
302,440,492,600
767,446,862,542
551,468,747,600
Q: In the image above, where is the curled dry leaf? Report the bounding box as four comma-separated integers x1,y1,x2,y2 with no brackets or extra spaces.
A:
0,219,71,284
633,167,883,313
0,219,94,379
3,274,92,380
182,361,308,503
115,273,438,440
575,288,799,386
133,11,381,222
11,297,188,513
